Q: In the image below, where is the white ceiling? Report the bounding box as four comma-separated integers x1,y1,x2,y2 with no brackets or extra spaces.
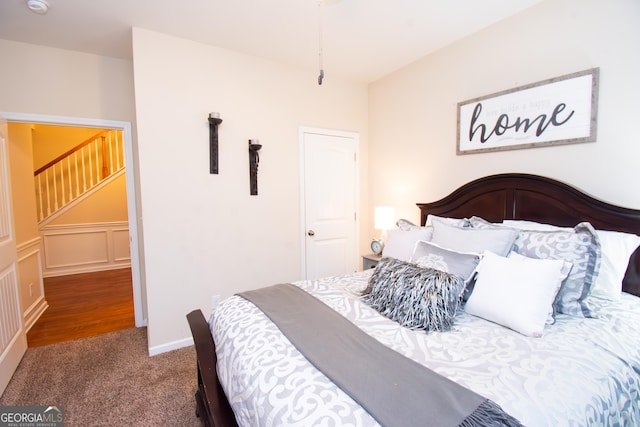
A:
0,0,542,82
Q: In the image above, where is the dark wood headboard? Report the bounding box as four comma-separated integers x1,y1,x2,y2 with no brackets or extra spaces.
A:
417,173,640,297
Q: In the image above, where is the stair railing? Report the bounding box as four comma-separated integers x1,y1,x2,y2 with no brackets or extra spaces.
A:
34,129,125,222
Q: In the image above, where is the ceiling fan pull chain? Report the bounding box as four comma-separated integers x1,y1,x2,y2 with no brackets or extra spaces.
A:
317,0,325,85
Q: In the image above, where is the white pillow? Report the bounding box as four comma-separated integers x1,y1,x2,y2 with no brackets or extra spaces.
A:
431,220,519,256
464,251,572,337
382,228,432,262
590,230,640,300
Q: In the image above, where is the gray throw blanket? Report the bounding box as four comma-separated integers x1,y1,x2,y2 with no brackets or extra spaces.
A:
239,283,523,427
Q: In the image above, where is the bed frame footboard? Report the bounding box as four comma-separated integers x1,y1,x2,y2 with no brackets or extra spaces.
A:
187,309,238,427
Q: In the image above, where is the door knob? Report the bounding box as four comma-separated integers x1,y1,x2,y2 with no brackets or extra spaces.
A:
308,230,315,236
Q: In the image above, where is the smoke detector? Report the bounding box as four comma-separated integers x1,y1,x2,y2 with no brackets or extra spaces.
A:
27,0,50,14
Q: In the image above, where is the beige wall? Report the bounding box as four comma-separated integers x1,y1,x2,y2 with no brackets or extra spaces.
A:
0,39,136,122
132,28,369,352
7,123,39,244
7,123,45,326
369,0,640,223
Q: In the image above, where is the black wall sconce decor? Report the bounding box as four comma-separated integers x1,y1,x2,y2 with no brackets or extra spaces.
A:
208,112,223,174
248,139,262,195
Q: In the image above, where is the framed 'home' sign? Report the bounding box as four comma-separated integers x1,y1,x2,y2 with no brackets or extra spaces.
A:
457,68,599,155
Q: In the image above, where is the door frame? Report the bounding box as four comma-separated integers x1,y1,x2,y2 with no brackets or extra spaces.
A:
0,116,28,395
1,112,145,327
298,126,360,279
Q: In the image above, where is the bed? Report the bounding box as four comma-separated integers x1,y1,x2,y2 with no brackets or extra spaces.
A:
187,173,640,427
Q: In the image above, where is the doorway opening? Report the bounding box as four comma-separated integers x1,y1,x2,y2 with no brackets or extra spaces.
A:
3,112,144,334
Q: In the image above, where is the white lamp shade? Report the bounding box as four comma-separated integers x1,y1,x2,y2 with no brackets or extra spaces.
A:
374,206,395,230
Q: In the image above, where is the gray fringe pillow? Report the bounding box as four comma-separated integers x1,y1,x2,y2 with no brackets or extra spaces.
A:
362,257,465,332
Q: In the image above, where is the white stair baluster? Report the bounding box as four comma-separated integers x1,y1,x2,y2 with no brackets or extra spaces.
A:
88,141,94,186
60,160,66,206
52,164,58,210
115,131,122,169
37,174,43,221
74,151,79,198
45,169,51,216
108,132,114,174
96,140,101,182
67,157,72,203
81,146,87,192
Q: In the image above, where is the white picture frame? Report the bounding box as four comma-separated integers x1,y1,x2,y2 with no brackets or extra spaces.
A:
457,68,599,155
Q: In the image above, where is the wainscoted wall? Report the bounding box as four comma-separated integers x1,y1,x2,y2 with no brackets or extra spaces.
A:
16,237,47,331
41,221,131,278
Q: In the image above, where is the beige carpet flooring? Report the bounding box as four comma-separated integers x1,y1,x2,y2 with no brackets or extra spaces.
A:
0,327,201,427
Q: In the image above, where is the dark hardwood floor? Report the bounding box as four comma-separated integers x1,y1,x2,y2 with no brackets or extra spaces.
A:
27,268,135,347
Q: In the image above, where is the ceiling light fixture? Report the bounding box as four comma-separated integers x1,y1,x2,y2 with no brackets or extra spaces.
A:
27,0,50,14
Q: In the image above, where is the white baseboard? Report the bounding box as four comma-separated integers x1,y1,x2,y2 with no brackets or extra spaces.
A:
42,262,131,278
148,336,194,356
23,297,48,332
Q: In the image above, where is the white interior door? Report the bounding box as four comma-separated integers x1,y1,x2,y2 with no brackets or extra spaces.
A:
0,117,27,395
301,128,358,280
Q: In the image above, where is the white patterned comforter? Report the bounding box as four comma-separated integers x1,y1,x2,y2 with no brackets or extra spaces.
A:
210,271,640,427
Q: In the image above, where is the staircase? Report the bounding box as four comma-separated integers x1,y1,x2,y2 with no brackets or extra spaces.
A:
34,129,125,223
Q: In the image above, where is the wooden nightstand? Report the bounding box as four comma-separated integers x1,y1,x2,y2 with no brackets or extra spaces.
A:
362,254,382,270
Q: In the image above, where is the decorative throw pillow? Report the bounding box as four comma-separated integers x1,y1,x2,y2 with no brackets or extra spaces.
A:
512,222,601,318
396,218,420,230
502,219,563,231
410,240,479,282
382,228,433,262
431,219,519,256
427,215,471,228
464,251,571,337
590,230,640,301
362,257,464,332
468,216,499,227
503,220,640,301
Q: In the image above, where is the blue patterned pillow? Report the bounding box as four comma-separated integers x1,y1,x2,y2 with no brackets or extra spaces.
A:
512,222,601,318
362,257,465,332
